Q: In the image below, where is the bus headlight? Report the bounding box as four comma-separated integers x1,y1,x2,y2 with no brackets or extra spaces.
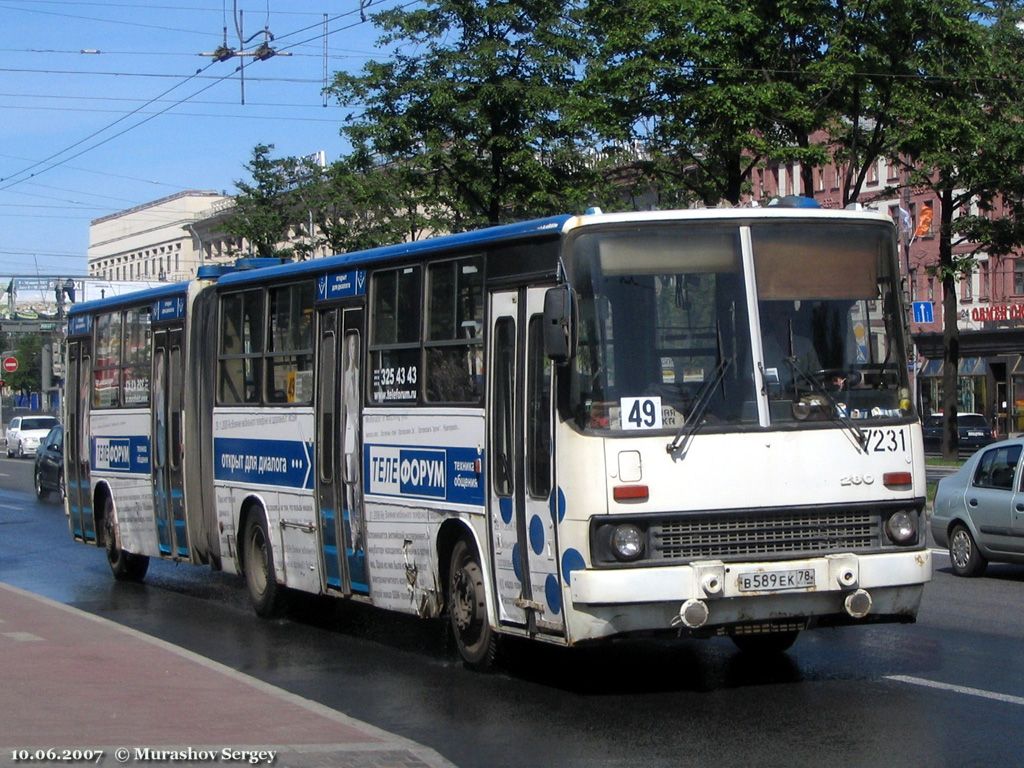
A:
885,511,917,544
611,524,645,561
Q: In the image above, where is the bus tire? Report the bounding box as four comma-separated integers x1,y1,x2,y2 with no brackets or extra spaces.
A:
103,497,149,582
731,630,799,655
949,523,987,577
448,539,498,669
243,513,286,618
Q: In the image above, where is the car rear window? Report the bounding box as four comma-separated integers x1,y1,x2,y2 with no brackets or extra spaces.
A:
21,417,57,430
959,415,988,428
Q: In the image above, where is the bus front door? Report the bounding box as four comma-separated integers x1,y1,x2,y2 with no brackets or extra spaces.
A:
316,306,368,595
488,288,564,637
65,338,95,542
152,327,187,558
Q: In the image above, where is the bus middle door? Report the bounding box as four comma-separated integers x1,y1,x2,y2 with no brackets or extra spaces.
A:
152,326,187,558
316,305,368,596
488,287,563,637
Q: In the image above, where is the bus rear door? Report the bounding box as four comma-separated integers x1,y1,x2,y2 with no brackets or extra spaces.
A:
65,337,95,542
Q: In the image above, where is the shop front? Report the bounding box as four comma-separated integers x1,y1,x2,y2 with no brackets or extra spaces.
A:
915,329,1024,438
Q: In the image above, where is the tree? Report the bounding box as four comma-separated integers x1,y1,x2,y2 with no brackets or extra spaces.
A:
326,0,599,229
890,0,1024,458
580,0,833,205
223,144,320,259
313,150,441,253
819,0,950,206
4,334,43,397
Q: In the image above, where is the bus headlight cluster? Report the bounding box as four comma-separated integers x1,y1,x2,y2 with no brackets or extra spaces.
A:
885,511,917,544
610,524,645,561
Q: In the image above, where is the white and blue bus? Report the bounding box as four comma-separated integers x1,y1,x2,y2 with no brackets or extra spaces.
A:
65,204,931,666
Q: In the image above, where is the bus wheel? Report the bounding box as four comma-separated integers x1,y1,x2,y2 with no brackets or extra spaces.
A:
103,498,149,582
731,630,799,655
448,539,498,669
243,514,286,618
949,523,987,577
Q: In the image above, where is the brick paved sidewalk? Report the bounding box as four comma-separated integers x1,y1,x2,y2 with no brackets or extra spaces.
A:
0,583,455,768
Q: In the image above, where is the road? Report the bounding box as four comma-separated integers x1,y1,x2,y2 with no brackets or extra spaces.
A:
1,455,1023,767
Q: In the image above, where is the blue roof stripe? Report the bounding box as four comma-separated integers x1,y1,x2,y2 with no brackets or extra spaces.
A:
67,282,188,316
215,214,571,289
66,214,570,316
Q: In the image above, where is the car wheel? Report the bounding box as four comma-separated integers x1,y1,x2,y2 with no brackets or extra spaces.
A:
14,442,22,459
949,523,987,577
34,469,49,500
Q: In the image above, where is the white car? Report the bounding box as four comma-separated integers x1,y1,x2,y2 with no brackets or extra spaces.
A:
5,415,59,458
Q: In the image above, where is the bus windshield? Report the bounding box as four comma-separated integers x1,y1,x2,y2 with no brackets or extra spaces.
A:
567,219,913,433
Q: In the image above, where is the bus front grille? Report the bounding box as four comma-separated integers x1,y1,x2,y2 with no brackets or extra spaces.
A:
651,510,880,560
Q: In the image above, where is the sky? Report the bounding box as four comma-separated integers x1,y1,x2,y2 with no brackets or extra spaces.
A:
0,0,402,278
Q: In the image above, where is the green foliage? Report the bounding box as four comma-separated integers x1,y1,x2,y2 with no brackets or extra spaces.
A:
4,334,43,395
223,144,324,259
326,0,600,226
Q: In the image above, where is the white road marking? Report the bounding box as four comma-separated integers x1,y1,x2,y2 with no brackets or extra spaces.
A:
1,632,44,642
887,675,1024,707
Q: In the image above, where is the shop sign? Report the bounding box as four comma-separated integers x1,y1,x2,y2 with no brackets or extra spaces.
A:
971,304,1024,323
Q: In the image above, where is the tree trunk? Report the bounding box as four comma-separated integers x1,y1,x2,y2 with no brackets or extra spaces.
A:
939,186,960,460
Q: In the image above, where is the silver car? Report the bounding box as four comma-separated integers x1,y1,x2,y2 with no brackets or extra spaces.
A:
931,437,1024,576
5,415,59,459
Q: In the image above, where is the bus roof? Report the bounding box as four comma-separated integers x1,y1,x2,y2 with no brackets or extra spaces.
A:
67,280,188,317
214,214,573,289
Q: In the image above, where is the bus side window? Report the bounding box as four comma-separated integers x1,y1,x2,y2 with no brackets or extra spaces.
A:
218,289,265,405
493,317,515,497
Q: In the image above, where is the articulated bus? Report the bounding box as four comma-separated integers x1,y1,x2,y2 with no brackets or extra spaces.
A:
64,205,931,667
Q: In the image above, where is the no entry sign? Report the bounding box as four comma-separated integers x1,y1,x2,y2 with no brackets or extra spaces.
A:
2,357,18,374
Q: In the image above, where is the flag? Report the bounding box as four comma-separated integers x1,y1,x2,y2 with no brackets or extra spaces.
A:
915,206,933,237
898,207,912,238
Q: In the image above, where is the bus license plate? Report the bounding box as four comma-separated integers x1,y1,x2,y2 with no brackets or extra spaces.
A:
738,568,815,593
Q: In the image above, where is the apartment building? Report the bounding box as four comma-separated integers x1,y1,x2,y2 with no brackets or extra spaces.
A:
87,191,239,283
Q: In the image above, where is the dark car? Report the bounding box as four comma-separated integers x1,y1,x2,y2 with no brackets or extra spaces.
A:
33,424,64,501
922,413,994,453
932,437,1024,576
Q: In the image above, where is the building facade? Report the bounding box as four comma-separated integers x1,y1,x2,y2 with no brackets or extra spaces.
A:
88,191,239,283
749,152,1024,436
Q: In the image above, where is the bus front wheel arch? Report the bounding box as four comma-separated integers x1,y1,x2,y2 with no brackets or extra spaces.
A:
447,537,499,670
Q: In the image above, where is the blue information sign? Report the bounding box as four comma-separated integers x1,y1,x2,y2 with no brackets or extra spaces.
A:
912,301,934,324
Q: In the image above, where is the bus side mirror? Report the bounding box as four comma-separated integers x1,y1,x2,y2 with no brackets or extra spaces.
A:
543,285,575,364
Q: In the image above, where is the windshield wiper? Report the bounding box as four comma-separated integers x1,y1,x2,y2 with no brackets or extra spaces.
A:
666,357,731,458
787,358,868,454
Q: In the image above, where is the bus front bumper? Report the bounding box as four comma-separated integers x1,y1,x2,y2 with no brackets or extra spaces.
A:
566,549,931,642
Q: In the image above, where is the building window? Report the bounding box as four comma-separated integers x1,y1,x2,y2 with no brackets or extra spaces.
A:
979,261,990,300
1014,261,1024,296
961,274,973,302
